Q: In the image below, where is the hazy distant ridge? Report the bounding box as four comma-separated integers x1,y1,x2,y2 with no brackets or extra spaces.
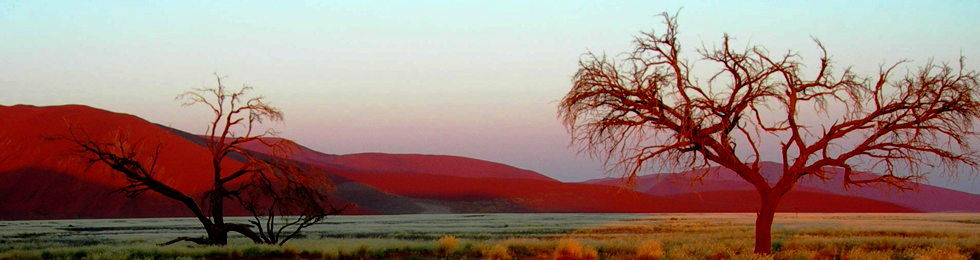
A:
0,105,943,220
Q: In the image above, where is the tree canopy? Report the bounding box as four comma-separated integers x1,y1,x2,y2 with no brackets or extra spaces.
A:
559,12,980,254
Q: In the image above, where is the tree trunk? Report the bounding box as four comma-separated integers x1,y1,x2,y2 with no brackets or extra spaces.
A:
211,227,228,245
754,193,780,254
211,160,227,245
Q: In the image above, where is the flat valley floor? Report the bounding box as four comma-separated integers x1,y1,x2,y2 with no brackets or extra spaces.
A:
2,213,979,259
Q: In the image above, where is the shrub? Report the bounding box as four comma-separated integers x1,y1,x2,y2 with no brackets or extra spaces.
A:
635,240,665,260
483,244,511,260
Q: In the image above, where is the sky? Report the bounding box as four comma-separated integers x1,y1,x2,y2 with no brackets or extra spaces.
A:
2,1,980,192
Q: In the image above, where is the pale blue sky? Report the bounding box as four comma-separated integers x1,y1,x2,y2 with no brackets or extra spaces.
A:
2,1,979,192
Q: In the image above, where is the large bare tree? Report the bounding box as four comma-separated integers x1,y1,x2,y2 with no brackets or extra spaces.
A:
58,75,347,245
559,12,980,254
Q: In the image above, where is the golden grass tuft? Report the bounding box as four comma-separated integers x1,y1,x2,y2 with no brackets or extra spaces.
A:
635,240,665,260
553,239,597,260
436,235,459,255
483,244,511,260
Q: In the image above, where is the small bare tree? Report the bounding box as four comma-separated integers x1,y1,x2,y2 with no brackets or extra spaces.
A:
559,12,980,254
235,148,349,245
57,74,348,245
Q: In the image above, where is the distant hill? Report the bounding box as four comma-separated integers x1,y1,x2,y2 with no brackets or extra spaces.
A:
585,161,980,212
233,138,556,182
0,104,942,220
324,153,558,182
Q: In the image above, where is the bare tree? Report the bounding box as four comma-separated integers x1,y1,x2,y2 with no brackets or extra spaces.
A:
235,145,350,245
57,74,348,245
559,12,980,254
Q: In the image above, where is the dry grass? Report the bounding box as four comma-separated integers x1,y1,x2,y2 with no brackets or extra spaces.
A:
913,245,970,260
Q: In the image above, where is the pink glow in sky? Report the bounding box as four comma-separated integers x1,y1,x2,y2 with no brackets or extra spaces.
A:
2,1,979,192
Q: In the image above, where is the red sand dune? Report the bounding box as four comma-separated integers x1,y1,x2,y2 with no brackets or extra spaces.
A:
233,137,340,166
0,104,246,194
0,167,194,219
0,104,365,219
